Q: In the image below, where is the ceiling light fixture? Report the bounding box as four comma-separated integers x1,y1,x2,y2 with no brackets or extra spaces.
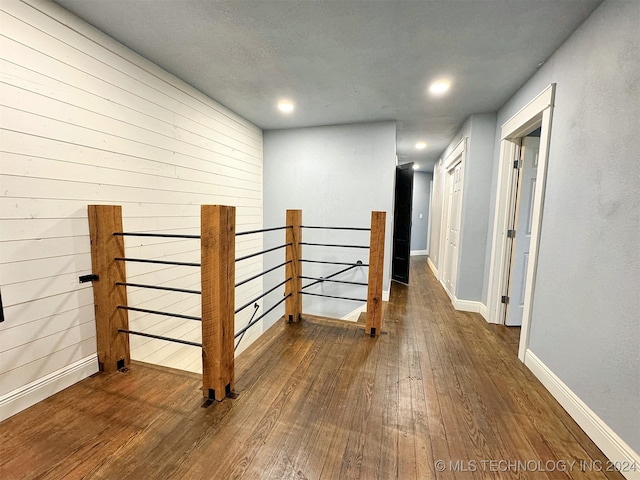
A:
277,100,294,113
429,79,451,95
415,141,427,150
413,164,420,170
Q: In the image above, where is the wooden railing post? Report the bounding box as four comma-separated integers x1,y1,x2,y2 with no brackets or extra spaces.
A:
366,211,386,336
88,205,130,373
285,209,302,323
201,205,235,401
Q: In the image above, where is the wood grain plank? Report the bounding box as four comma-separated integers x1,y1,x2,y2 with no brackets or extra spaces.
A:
0,257,625,480
365,211,386,335
200,205,235,400
285,209,302,323
88,204,130,373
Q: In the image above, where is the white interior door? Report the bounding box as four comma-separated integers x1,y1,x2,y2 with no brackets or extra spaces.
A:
506,134,540,326
443,162,463,296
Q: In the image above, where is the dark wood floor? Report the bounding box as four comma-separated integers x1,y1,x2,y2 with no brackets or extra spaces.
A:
0,257,622,479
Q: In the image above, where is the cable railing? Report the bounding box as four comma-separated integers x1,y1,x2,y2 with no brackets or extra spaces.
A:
86,204,386,406
300,260,365,290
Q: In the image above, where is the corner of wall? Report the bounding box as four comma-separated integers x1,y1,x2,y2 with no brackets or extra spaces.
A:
524,350,640,480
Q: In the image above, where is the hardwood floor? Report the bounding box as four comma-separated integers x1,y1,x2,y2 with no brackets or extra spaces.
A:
0,256,623,479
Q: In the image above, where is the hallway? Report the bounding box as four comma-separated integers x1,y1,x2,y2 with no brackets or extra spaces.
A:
0,257,622,479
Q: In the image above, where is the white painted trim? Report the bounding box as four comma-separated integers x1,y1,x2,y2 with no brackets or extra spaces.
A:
427,256,439,277
341,304,367,322
485,84,556,364
443,137,466,170
382,290,390,302
501,86,555,139
438,138,467,295
479,302,489,322
441,277,453,301
0,354,99,421
525,350,640,480
410,250,428,256
452,297,482,313
426,179,433,255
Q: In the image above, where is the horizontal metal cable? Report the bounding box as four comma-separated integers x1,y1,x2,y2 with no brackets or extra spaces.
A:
300,291,367,303
235,243,291,262
118,329,202,348
234,293,291,339
300,261,363,290
235,278,291,314
300,259,369,267
299,242,369,249
117,305,201,321
115,257,201,267
235,225,291,236
299,276,367,287
301,225,370,232
235,260,291,288
116,282,201,295
114,232,200,239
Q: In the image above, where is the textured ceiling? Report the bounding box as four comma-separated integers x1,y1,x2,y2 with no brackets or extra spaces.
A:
54,0,602,171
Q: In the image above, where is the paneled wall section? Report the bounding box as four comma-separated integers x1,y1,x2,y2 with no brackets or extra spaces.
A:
0,0,263,410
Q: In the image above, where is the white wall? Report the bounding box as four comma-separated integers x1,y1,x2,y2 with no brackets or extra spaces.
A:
0,0,263,420
410,171,432,253
485,0,639,456
263,122,396,321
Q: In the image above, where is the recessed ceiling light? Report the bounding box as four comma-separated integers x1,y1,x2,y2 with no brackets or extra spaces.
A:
277,100,294,113
415,141,427,150
429,79,451,95
413,164,420,170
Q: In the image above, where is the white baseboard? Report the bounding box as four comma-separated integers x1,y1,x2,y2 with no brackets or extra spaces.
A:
341,304,367,322
479,302,489,321
341,290,390,322
427,256,439,277
410,250,428,256
524,350,640,480
0,354,99,422
452,296,483,313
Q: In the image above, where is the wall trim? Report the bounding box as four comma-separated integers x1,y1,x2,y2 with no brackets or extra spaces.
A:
410,250,428,256
479,302,489,321
341,304,367,322
485,84,556,363
427,256,439,277
342,293,390,321
452,296,483,313
524,350,640,480
0,354,99,422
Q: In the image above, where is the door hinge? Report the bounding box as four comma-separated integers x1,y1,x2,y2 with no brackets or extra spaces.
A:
507,229,516,239
501,295,510,304
514,159,522,169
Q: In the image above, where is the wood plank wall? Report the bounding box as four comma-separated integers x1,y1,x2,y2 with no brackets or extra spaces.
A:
0,0,264,412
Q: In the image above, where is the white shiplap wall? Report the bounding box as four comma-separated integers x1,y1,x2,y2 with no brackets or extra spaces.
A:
0,0,266,418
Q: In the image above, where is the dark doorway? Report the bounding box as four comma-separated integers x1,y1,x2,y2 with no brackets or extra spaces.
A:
392,162,414,284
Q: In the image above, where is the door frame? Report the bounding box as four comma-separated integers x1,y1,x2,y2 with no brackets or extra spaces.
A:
391,162,414,284
486,84,555,361
438,137,466,299
426,179,433,255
